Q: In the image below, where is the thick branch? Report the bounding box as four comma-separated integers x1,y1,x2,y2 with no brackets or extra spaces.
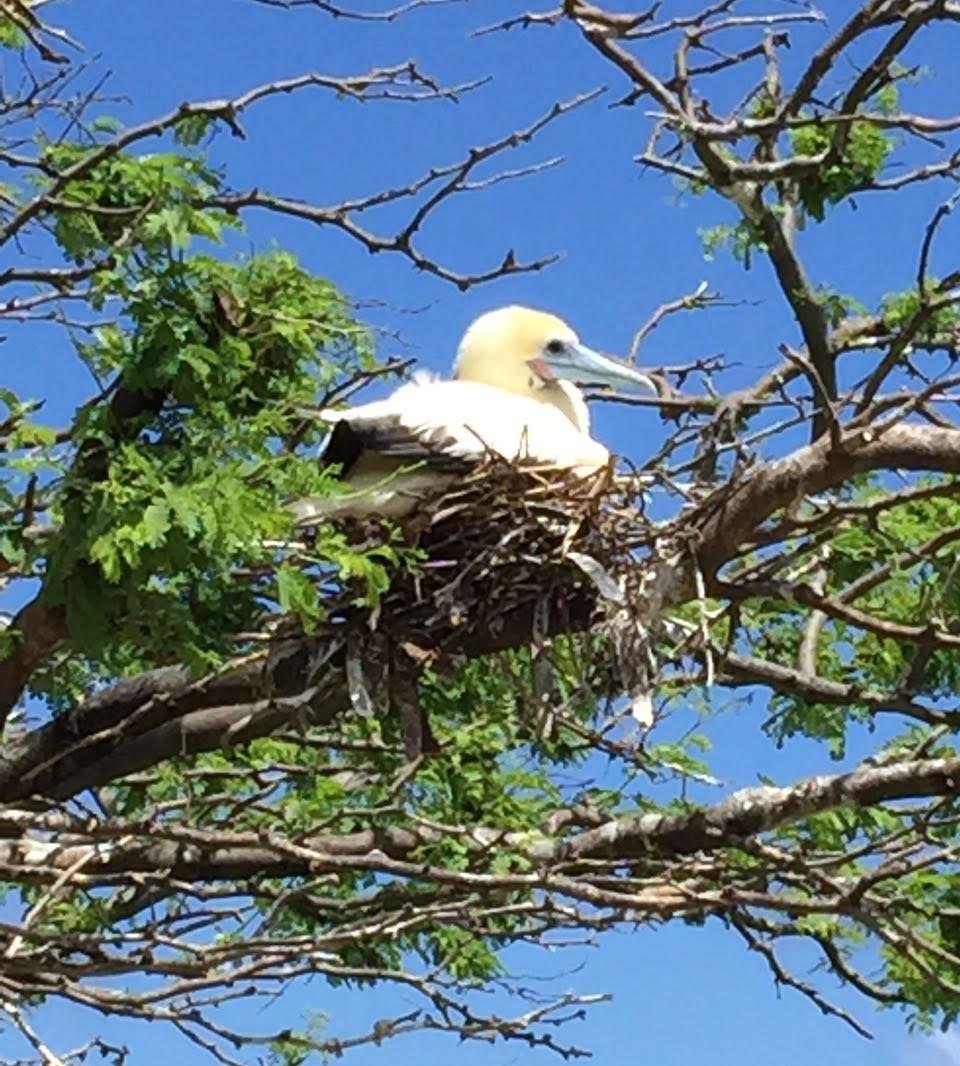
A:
0,590,593,803
6,754,960,884
555,755,960,861
0,599,66,726
697,423,960,579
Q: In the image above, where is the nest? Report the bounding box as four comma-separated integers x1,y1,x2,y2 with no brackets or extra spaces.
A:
289,460,680,753
342,463,653,637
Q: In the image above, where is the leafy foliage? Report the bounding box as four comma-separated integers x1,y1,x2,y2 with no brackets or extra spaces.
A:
789,117,893,223
881,282,960,340
0,134,392,691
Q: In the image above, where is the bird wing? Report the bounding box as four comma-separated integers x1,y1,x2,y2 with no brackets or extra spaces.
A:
320,380,608,474
320,406,471,475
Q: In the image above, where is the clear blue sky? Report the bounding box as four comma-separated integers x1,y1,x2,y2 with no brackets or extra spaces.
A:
4,1,960,1064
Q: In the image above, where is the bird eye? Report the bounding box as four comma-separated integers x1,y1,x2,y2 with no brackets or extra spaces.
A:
545,339,565,355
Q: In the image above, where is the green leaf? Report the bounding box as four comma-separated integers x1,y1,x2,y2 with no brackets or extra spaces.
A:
141,503,171,547
276,566,321,630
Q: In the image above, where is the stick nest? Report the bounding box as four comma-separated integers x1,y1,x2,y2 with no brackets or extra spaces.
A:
306,461,672,698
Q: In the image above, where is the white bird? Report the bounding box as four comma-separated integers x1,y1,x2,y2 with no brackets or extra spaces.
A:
293,305,657,521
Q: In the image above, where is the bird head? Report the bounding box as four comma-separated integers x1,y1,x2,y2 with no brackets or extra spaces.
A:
453,305,657,397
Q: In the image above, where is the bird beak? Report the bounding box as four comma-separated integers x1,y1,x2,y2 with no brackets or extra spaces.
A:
534,342,657,393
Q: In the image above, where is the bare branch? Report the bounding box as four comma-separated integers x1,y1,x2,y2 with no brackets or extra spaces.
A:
204,88,602,289
0,62,483,249
248,0,461,19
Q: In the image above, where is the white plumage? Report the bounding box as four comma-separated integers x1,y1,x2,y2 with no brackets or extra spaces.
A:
293,306,655,521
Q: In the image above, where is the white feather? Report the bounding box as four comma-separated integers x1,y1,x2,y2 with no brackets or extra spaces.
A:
322,379,608,469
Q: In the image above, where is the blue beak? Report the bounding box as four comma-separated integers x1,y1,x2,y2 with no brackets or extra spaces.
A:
539,342,657,393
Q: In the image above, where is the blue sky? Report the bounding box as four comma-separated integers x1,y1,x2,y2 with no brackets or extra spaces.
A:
4,1,960,1063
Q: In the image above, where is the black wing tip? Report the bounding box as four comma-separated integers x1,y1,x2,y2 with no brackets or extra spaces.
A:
320,416,473,475
319,421,365,473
